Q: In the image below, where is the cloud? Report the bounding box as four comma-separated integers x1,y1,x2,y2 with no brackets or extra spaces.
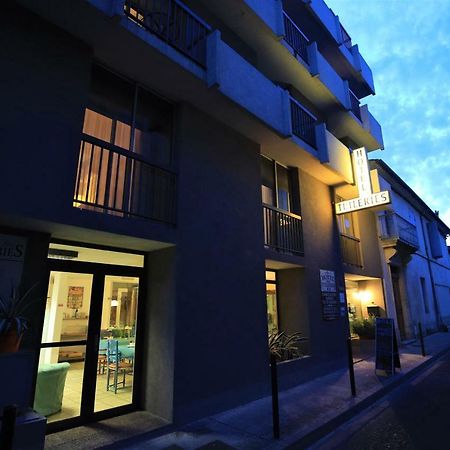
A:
327,0,450,228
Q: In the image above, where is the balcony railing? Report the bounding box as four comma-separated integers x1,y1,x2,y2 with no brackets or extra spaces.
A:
340,24,352,50
378,212,419,249
283,12,309,63
290,98,317,148
124,0,211,67
340,234,362,267
263,204,303,256
74,135,176,224
349,89,361,121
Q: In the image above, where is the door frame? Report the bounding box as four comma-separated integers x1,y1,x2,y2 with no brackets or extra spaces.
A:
37,257,146,433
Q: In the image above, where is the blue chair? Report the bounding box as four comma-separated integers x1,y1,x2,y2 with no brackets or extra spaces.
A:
106,340,133,394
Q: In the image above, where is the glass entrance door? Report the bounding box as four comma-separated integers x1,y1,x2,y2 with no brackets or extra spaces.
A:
36,271,93,422
94,275,139,412
35,266,141,427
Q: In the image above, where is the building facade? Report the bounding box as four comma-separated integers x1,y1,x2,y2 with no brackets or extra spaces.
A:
1,0,389,432
371,160,450,340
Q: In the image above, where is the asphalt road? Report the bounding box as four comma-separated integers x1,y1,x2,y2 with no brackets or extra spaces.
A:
309,350,450,450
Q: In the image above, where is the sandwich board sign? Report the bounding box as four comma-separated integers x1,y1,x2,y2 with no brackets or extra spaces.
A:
375,318,401,376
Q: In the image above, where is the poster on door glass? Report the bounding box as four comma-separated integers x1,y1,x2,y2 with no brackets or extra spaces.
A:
67,286,84,309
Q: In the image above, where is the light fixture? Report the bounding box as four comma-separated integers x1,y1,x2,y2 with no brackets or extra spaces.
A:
111,299,118,307
48,248,79,260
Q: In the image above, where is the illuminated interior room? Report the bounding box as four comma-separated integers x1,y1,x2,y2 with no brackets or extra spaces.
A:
34,244,142,423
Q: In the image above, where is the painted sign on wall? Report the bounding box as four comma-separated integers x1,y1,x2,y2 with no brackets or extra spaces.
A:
0,234,27,299
335,148,391,214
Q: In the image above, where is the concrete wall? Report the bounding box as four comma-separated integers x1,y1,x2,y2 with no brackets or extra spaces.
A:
244,0,283,35
358,279,385,318
347,209,384,279
360,105,384,150
172,104,269,423
0,7,175,245
308,42,350,109
207,31,291,137
306,0,340,43
277,268,310,354
299,169,348,363
143,247,177,421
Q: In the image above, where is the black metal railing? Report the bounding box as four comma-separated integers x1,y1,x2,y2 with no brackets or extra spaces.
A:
349,89,361,121
74,135,176,224
379,212,419,249
340,24,352,50
290,98,316,148
124,0,211,67
340,234,362,267
283,12,309,63
263,204,303,255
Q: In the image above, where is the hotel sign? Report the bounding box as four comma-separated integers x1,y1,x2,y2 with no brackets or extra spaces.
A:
335,148,390,215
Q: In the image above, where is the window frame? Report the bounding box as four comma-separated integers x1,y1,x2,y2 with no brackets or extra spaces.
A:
83,64,175,168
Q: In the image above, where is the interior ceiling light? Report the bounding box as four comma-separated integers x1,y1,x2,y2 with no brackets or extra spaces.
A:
48,248,79,260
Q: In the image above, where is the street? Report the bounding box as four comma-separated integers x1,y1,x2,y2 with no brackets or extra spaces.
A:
308,350,450,450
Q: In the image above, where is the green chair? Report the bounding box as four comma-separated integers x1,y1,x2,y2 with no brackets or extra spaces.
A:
33,363,70,416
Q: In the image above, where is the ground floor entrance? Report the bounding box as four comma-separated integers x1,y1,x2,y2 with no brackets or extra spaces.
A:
344,274,386,361
34,243,144,430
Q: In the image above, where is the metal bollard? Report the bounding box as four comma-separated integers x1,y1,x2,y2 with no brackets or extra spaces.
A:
0,404,17,450
418,323,426,357
347,337,356,397
270,353,280,439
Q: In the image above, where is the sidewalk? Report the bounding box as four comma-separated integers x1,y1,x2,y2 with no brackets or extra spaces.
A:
45,332,450,450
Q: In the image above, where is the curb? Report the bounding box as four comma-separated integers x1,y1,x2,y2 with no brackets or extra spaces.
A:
285,345,450,449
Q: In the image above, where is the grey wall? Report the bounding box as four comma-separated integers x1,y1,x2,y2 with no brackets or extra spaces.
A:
299,170,348,363
277,268,309,329
277,268,310,356
0,7,174,245
143,247,177,421
172,104,269,423
357,210,384,277
0,7,90,223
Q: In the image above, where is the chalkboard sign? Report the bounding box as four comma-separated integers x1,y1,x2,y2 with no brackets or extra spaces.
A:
375,318,400,376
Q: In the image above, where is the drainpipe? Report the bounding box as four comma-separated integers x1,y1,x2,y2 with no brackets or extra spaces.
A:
419,216,443,330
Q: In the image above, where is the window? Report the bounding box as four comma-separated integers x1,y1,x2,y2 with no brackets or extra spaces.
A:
420,277,429,314
83,65,173,166
266,270,279,334
74,66,176,223
261,156,298,213
336,197,357,238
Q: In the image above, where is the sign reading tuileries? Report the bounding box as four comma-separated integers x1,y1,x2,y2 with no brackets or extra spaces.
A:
335,148,391,215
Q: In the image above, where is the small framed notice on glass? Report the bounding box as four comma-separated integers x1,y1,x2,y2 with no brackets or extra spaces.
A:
67,286,84,309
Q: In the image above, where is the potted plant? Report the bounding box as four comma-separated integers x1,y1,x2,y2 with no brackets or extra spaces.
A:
269,331,308,362
350,316,376,339
0,285,37,353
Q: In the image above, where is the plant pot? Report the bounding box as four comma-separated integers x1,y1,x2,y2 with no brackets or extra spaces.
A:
0,328,23,353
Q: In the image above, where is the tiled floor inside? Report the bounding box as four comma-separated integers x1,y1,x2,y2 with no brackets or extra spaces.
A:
48,361,133,423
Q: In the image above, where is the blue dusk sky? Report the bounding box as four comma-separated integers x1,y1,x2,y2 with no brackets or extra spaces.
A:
326,0,450,229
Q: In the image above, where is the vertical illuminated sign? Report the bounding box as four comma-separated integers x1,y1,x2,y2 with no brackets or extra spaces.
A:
335,148,390,215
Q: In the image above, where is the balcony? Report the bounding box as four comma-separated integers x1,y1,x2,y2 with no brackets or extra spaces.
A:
328,102,384,151
349,89,361,121
283,12,309,64
73,135,177,225
290,98,317,148
124,0,211,67
263,205,303,256
378,212,419,252
340,234,362,268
